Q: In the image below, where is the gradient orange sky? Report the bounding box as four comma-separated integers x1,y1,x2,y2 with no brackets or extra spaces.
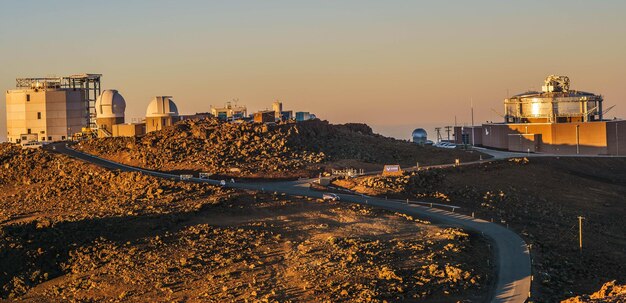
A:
1,1,625,141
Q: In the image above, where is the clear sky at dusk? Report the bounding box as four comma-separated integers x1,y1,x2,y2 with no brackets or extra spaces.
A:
1,0,625,141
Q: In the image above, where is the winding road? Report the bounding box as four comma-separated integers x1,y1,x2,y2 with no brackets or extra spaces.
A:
47,142,531,303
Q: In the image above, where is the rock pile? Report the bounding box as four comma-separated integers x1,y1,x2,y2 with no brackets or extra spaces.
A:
0,142,229,298
77,118,326,178
0,141,490,302
76,118,481,178
335,170,449,201
335,157,626,302
284,222,483,302
562,281,626,303
0,143,226,224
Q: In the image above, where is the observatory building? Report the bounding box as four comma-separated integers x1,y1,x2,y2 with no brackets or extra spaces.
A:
455,75,626,155
5,74,101,143
146,96,180,133
504,75,604,124
95,89,126,137
210,101,247,121
412,128,428,145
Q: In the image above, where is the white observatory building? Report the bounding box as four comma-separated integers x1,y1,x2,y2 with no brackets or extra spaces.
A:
95,89,126,138
146,96,180,133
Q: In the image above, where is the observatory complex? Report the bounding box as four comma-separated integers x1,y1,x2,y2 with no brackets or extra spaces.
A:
454,75,626,155
5,73,319,145
4,73,184,142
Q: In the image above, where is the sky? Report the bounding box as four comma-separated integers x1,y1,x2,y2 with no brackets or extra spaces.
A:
1,0,625,141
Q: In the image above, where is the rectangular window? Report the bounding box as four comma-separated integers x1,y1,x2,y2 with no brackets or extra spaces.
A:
40,131,45,134
26,94,30,102
27,129,31,134
61,136,66,140
37,112,41,119
48,136,52,141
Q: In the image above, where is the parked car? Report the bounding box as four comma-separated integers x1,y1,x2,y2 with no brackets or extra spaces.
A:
219,180,226,186
21,141,43,149
434,141,457,149
322,193,340,201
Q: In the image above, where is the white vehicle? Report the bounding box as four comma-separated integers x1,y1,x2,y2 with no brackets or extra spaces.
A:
219,180,226,186
434,142,457,149
322,193,340,201
21,141,43,149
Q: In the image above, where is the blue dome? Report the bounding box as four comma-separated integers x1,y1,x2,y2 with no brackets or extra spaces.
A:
412,128,427,144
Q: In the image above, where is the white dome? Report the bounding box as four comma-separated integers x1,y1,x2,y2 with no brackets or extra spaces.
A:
95,89,126,118
146,96,179,118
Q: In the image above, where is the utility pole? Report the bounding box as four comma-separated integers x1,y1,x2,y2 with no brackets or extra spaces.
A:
616,123,619,156
445,126,452,141
470,98,475,146
578,216,585,253
576,125,580,154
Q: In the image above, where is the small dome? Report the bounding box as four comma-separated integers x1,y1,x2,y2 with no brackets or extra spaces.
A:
95,90,126,118
146,96,179,118
412,128,427,144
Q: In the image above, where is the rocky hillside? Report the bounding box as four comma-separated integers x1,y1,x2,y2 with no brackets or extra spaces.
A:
0,143,492,301
0,143,229,298
0,143,226,224
76,118,482,178
332,157,626,302
562,281,626,303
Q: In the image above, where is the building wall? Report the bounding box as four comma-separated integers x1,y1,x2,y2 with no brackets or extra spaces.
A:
482,121,617,155
210,106,247,120
548,122,607,154
62,90,84,137
7,90,36,142
453,126,482,145
280,110,293,121
507,134,540,153
254,111,275,123
96,117,124,137
180,113,212,121
113,123,146,137
146,116,180,133
295,112,311,122
606,120,626,156
482,124,511,149
6,89,84,143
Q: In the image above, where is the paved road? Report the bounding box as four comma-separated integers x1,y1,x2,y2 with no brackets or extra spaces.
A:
474,146,626,160
47,142,531,303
